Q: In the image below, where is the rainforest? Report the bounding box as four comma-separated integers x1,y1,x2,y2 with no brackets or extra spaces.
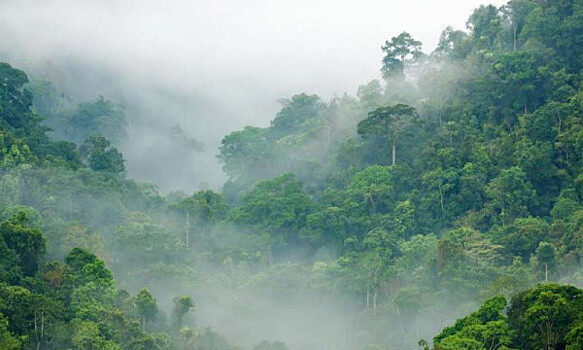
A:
1,0,583,349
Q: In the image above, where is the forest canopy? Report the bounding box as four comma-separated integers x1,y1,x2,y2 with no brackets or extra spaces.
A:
1,0,583,349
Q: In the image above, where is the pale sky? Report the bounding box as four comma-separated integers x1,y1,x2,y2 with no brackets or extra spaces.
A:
0,0,508,191
1,0,508,100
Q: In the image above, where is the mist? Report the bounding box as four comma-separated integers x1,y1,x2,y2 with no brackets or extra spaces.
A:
0,0,506,193
4,1,576,350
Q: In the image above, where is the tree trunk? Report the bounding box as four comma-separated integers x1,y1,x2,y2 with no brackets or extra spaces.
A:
34,312,38,350
392,139,397,166
545,262,549,282
513,24,517,51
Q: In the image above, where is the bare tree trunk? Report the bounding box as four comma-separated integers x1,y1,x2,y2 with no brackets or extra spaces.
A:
40,312,44,350
34,312,38,350
366,289,370,309
513,24,517,51
396,306,405,334
392,139,396,166
545,263,549,282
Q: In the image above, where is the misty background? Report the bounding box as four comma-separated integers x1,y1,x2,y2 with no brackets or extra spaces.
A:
0,0,506,192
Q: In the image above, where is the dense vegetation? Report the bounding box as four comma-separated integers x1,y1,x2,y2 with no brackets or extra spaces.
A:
430,284,583,350
1,0,583,349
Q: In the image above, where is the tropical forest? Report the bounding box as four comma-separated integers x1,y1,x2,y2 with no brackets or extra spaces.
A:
1,0,583,349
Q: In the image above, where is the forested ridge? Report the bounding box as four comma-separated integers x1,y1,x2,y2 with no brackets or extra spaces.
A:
2,0,583,349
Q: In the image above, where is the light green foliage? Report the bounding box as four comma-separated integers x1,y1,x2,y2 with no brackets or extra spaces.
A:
485,167,535,226
71,319,121,350
347,165,394,218
2,1,583,349
435,26,469,59
172,295,194,328
0,312,21,349
357,80,383,111
133,288,158,331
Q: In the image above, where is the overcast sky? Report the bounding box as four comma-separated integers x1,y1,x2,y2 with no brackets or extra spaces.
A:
1,0,507,100
0,0,508,191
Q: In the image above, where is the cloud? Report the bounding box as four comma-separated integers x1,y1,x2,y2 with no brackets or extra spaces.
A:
0,0,507,192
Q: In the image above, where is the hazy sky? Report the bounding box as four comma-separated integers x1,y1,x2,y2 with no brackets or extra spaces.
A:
0,0,507,191
1,0,507,99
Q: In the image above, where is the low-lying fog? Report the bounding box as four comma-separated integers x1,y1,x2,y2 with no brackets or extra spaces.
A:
0,0,506,193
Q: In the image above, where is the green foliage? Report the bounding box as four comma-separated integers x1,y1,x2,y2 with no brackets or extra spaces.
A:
271,93,325,136
70,96,127,144
172,295,194,328
3,1,583,349
434,296,513,350
0,212,46,277
232,173,313,247
508,284,583,350
79,135,125,174
381,32,423,79
133,288,158,331
485,167,535,226
357,104,417,166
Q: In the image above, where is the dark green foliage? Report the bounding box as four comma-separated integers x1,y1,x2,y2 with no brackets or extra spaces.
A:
433,284,583,350
433,296,512,350
508,284,583,350
381,32,423,78
357,104,418,166
79,135,125,174
270,93,325,136
0,212,46,277
3,0,583,349
70,96,127,144
232,173,314,249
0,62,36,135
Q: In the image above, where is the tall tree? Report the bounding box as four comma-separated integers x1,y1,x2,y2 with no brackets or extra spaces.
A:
0,212,46,277
133,288,158,332
357,104,417,166
79,136,125,174
381,32,423,79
